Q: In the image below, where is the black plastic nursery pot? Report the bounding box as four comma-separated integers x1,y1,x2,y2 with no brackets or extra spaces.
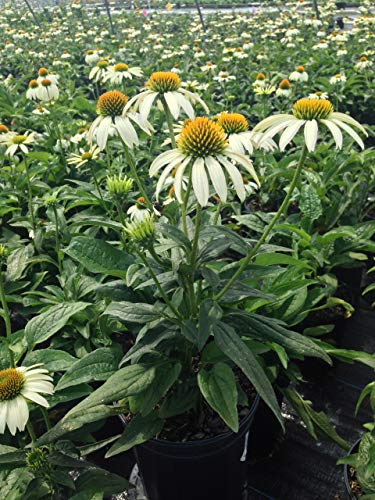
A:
131,395,260,500
344,438,360,500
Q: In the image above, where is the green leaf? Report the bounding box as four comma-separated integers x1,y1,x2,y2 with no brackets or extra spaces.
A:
130,362,181,416
254,253,313,269
104,301,165,324
65,237,133,278
105,412,164,457
355,382,375,416
74,468,129,495
55,347,122,391
299,184,322,221
198,363,239,432
6,246,32,282
25,302,90,347
0,468,34,500
198,299,222,350
215,321,284,430
23,349,77,372
220,282,275,304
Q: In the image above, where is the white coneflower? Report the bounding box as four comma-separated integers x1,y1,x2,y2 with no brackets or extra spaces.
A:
252,73,267,88
356,56,372,71
201,62,217,72
37,79,59,102
32,105,50,115
254,84,276,96
127,196,150,221
2,132,35,156
329,73,347,85
89,60,110,82
213,71,236,83
26,80,40,101
124,71,209,122
85,49,100,65
36,67,59,85
102,63,143,84
215,112,259,155
149,117,260,206
254,97,367,152
0,364,54,436
289,65,308,82
88,90,151,150
67,145,101,167
276,79,292,97
308,91,329,100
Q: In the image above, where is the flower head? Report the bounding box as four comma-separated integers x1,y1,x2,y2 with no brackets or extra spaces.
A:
254,97,367,152
102,63,143,84
124,213,155,245
37,79,59,102
2,131,35,156
106,174,133,197
150,117,259,206
67,145,100,167
0,364,54,435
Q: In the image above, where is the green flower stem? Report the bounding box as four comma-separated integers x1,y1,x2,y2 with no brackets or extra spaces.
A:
181,172,192,236
121,142,152,209
214,144,308,301
160,95,176,149
26,421,36,445
89,164,104,203
114,199,126,226
50,112,67,170
0,270,15,368
187,205,202,317
41,407,51,431
23,155,37,250
213,201,222,225
136,248,183,320
52,205,62,276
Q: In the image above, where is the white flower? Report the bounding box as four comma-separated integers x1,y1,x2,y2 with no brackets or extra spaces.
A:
26,80,39,101
37,79,59,102
329,73,347,84
89,60,110,82
67,145,101,167
124,71,209,122
32,105,50,115
254,97,367,153
356,57,372,71
85,50,100,65
102,63,143,84
0,364,54,436
36,68,59,85
213,71,236,83
289,66,309,82
2,131,35,156
88,90,152,151
149,117,260,207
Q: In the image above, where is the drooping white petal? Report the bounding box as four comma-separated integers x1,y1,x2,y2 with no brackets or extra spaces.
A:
205,156,228,202
164,92,180,120
175,93,195,119
96,116,112,150
253,114,293,133
149,149,183,176
192,157,209,206
320,119,343,149
217,155,246,201
23,381,54,393
155,156,186,200
179,88,209,114
226,151,260,187
259,118,297,143
173,156,191,203
331,118,365,150
279,120,305,151
330,112,367,136
228,134,245,155
87,116,102,143
304,119,319,152
115,116,138,148
0,403,7,434
21,390,49,408
139,92,158,121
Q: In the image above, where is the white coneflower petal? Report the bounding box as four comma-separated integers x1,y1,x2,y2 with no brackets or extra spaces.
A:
175,93,194,119
21,391,49,407
255,114,293,132
139,92,158,120
155,156,185,199
279,120,305,151
174,157,191,202
179,88,209,114
150,150,183,176
164,92,180,119
304,119,319,152
331,119,364,149
217,155,246,201
260,119,298,143
227,151,260,186
330,112,367,135
192,157,210,206
320,119,343,149
205,156,228,202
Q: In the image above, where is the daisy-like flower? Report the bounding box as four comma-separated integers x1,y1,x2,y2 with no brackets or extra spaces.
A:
32,104,50,115
149,116,260,206
276,79,292,97
85,49,100,65
355,56,372,71
89,60,110,82
252,73,266,88
88,90,151,150
254,97,367,153
127,196,150,221
37,79,59,102
0,364,54,436
26,80,39,101
3,132,35,156
254,84,276,95
213,71,236,83
308,91,329,100
36,67,59,85
289,65,309,82
124,71,209,121
67,145,101,167
329,73,346,85
102,63,143,84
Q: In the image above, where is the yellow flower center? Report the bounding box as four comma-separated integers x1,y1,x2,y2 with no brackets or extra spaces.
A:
38,67,49,77
97,60,109,68
29,79,39,89
0,368,24,401
216,113,249,134
97,90,128,117
86,50,94,55
0,124,9,133
256,73,266,80
335,73,342,78
296,65,305,73
146,71,181,93
292,98,333,120
81,152,93,160
12,135,27,144
114,63,129,72
279,78,291,89
177,117,228,158
41,79,52,87
359,56,367,62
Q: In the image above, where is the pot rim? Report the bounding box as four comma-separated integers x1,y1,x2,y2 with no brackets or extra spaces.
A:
120,394,260,448
343,436,361,500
